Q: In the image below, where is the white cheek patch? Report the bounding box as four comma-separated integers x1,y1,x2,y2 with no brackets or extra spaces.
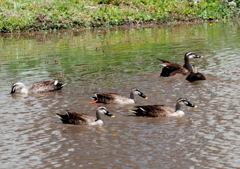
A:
188,55,194,59
98,109,104,114
133,91,140,95
98,107,107,114
54,80,58,85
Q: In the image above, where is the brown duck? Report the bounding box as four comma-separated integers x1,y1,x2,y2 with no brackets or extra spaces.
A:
186,65,206,82
157,52,203,77
10,80,66,94
89,88,148,104
56,107,115,125
133,98,197,117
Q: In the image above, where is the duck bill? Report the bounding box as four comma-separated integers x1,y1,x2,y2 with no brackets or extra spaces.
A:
194,55,204,58
187,102,197,108
106,111,115,118
139,93,148,99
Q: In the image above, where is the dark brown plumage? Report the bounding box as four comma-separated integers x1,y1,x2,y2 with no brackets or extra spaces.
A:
133,98,197,117
157,52,203,77
186,65,206,82
10,80,66,94
56,107,115,125
90,88,148,104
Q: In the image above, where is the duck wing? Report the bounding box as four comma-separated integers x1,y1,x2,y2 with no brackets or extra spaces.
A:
160,62,188,77
94,93,123,103
56,110,95,125
186,72,206,82
29,80,66,93
156,58,170,63
134,105,174,117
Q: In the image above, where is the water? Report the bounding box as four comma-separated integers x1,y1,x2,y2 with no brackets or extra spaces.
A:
0,21,240,169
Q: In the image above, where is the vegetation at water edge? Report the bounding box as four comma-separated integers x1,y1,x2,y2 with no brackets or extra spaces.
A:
0,0,239,32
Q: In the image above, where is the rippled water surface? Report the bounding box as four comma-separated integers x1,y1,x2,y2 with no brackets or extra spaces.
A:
0,21,240,169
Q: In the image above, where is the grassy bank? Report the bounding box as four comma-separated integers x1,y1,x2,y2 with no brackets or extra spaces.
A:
0,0,239,32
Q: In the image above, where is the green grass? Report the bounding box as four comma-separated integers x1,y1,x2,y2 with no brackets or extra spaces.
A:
0,0,239,32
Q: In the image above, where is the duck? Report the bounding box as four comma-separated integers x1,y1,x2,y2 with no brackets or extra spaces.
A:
10,80,66,94
186,65,206,82
133,98,197,117
56,107,115,125
157,52,204,77
89,88,148,104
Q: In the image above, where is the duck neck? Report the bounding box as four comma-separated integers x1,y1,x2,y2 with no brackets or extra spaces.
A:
130,92,136,103
175,102,182,112
183,57,193,72
96,111,102,121
192,65,198,73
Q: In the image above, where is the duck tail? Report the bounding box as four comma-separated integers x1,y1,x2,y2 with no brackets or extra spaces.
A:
156,58,170,63
55,113,63,119
54,80,67,90
92,96,98,100
61,83,67,87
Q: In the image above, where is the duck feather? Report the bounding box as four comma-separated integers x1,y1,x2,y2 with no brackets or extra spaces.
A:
56,110,97,125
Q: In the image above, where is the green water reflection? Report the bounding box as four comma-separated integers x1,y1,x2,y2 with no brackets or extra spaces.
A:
0,21,239,86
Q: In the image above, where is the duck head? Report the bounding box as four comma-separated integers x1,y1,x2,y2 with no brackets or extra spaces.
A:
176,98,198,111
185,52,204,59
10,82,26,94
97,107,115,118
132,88,148,99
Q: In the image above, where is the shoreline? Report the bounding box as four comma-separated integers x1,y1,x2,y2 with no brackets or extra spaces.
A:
0,0,239,33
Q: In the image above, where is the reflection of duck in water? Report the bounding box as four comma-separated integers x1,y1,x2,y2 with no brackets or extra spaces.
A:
10,80,66,94
186,65,206,82
132,98,197,117
89,88,148,104
157,52,203,77
56,107,115,125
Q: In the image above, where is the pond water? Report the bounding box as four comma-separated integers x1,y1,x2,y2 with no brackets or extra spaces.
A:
0,21,240,169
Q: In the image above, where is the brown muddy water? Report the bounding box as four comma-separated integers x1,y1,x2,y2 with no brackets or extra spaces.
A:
0,21,240,169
